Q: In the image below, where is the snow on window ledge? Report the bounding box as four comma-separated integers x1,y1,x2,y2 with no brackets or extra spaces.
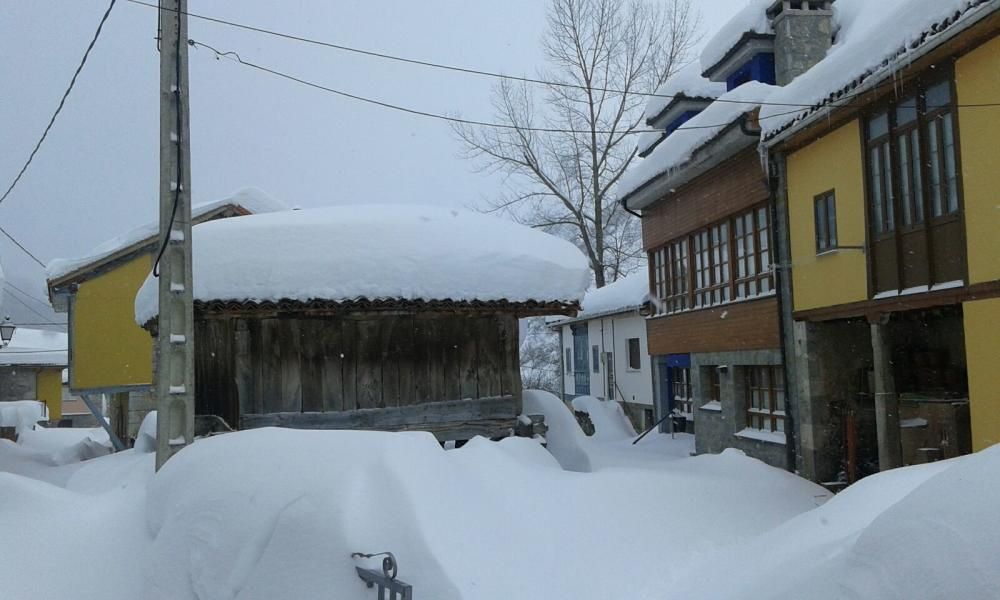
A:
700,401,722,412
735,428,786,445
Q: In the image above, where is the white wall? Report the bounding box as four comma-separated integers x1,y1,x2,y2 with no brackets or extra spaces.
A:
559,312,652,406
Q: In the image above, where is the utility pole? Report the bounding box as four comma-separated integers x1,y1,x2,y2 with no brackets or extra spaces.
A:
155,0,195,470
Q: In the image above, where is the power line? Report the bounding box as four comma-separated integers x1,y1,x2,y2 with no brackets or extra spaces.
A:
0,225,47,268
2,283,64,328
125,0,1000,111
190,41,806,136
3,280,57,315
0,0,118,207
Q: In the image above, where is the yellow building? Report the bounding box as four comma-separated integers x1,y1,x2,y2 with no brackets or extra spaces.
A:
763,2,1000,482
46,189,286,439
0,327,67,422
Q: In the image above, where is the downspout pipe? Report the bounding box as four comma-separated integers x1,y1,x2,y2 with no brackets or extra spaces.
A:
770,152,799,474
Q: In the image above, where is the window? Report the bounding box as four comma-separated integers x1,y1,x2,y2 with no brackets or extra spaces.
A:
706,367,721,404
648,204,773,316
606,352,616,400
671,367,692,416
592,345,600,374
627,338,641,370
745,366,785,433
814,191,838,253
565,348,571,374
865,76,964,293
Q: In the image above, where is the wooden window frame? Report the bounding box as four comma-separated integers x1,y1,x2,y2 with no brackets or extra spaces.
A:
671,366,692,416
647,204,773,316
814,190,838,253
745,365,785,433
706,367,721,404
863,71,966,292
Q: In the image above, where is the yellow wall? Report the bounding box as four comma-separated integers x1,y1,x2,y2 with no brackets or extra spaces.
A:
35,368,62,421
71,254,153,390
786,119,869,311
956,36,1000,285
964,298,1000,450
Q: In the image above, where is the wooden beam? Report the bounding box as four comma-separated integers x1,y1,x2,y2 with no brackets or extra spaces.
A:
241,395,518,441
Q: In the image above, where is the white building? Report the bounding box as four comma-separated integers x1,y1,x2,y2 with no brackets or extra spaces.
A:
552,271,655,430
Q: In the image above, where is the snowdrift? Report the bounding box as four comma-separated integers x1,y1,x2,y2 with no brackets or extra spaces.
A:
1,415,997,599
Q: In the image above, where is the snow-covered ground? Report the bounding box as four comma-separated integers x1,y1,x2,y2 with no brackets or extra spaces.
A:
1,395,997,600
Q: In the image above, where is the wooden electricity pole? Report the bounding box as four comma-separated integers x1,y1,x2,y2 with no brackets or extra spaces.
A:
155,0,195,470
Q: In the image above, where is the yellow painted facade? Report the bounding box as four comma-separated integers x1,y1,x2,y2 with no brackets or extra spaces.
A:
786,119,869,312
964,298,1000,450
956,36,1000,285
35,368,63,421
70,254,153,390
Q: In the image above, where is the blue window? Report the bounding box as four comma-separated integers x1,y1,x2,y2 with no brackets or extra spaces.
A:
726,53,776,90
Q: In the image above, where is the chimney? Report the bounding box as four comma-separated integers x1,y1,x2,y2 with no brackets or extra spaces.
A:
768,0,836,86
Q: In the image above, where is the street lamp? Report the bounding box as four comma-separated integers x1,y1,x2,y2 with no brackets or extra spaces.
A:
0,316,15,348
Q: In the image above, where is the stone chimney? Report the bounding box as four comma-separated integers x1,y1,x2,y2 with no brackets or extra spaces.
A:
768,0,836,86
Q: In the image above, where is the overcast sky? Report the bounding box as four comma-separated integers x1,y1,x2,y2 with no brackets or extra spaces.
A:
0,0,749,311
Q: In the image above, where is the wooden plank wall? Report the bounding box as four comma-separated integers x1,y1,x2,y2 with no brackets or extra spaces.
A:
194,313,523,427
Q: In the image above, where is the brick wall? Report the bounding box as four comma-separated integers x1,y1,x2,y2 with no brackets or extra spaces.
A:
641,148,770,251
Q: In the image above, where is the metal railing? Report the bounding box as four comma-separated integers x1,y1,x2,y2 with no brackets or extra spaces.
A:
352,552,413,600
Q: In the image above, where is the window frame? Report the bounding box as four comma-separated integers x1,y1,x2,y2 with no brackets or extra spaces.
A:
744,365,785,433
814,190,838,254
627,338,641,371
591,345,600,374
648,203,774,316
671,366,692,416
862,71,966,292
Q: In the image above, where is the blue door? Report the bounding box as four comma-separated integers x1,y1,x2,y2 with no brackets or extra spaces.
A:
658,354,690,431
572,325,590,395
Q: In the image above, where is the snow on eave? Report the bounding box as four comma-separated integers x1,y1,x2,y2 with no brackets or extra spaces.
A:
134,204,592,325
761,0,999,144
620,81,779,209
0,327,68,368
699,0,775,77
46,188,288,290
550,271,650,326
644,63,728,125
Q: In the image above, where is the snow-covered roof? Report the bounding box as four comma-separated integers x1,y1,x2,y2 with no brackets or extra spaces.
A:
0,327,68,367
620,81,779,200
700,0,774,75
47,188,288,283
580,271,649,317
761,0,999,140
134,204,591,324
550,270,650,326
644,63,728,124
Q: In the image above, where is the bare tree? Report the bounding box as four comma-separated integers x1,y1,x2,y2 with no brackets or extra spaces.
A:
456,0,699,287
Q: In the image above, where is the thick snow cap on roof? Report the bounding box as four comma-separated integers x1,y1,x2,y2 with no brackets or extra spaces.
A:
761,0,998,138
644,63,728,122
46,188,288,282
620,81,779,199
0,327,67,367
134,204,591,324
578,270,649,318
700,0,774,74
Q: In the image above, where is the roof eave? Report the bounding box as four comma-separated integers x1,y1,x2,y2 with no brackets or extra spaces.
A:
765,1,1000,149
46,203,253,296
622,120,758,212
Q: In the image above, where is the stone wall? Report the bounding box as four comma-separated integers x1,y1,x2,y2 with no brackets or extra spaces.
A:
691,349,789,470
791,319,873,482
0,368,37,402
